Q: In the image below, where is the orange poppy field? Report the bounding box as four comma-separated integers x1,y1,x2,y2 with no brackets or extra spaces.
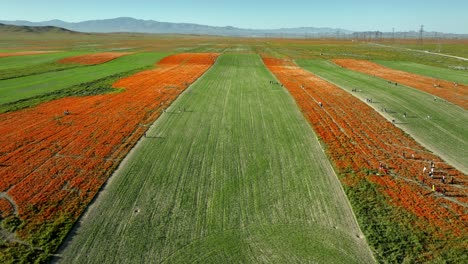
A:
263,57,467,260
0,33,466,263
0,53,218,257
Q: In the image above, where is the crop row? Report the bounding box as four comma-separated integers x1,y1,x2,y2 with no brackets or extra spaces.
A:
333,59,468,109
0,53,218,247
263,57,467,247
58,52,133,65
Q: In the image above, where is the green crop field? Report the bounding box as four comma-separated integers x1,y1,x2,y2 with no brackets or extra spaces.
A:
374,60,468,85
0,52,168,112
58,54,375,263
296,59,468,173
0,52,85,71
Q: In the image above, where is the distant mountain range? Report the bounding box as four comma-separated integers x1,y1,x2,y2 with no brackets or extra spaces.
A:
0,23,75,34
1,17,466,38
0,17,352,37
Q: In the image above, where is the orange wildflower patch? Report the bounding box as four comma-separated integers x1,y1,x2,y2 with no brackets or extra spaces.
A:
58,52,134,65
263,57,467,239
333,59,468,109
0,51,59,58
0,53,218,239
369,176,466,237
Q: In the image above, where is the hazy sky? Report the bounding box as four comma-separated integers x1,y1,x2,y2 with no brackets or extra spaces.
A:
2,0,467,33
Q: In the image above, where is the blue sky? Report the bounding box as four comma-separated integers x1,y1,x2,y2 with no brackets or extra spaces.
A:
2,0,467,33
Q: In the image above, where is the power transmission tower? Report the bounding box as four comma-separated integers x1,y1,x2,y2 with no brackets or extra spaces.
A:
392,28,395,44
419,25,424,45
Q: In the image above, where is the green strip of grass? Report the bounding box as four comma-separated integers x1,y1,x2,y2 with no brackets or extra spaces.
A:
0,52,84,70
59,54,374,263
0,62,83,81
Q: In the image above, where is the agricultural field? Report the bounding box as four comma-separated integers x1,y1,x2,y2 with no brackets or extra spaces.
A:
256,39,468,70
296,59,468,173
0,51,89,81
333,59,468,109
0,53,216,262
0,52,169,113
58,54,374,263
265,57,467,262
373,60,468,85
58,52,134,65
389,39,468,58
0,30,466,263
0,51,60,58
0,52,84,71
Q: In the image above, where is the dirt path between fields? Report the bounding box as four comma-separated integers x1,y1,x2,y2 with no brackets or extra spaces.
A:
0,192,18,215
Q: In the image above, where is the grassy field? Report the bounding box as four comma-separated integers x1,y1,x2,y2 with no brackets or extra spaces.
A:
0,52,85,71
374,60,468,85
3,29,467,69
296,59,468,174
0,61,82,81
0,52,168,112
57,54,375,263
392,41,468,59
255,40,468,69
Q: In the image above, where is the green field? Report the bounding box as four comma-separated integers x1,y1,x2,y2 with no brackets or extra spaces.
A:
0,52,168,112
296,59,468,174
58,54,375,263
374,60,468,85
256,41,468,69
0,52,85,71
393,43,468,59
0,52,93,81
